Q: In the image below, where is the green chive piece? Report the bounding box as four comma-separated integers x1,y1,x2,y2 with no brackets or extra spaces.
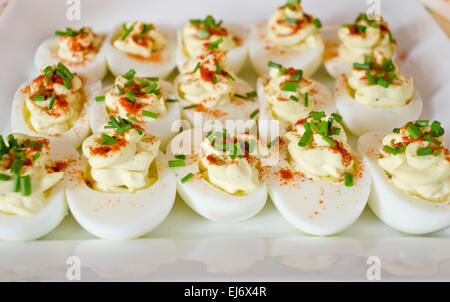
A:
183,105,198,110
388,32,394,44
282,82,298,92
285,17,298,25
213,75,217,84
208,37,223,50
142,110,157,119
250,109,259,119
416,147,433,156
95,96,105,102
33,95,45,101
366,72,376,84
377,78,390,88
430,120,444,137
309,111,325,120
165,98,179,103
193,62,201,73
434,149,442,156
175,154,186,160
100,133,118,145
406,122,421,139
116,84,124,94
181,173,194,183
353,63,370,70
126,113,140,123
383,145,398,155
290,95,299,102
331,113,342,123
267,61,282,69
124,90,137,103
344,172,354,187
415,120,429,127
20,175,31,196
0,174,11,180
168,160,185,167
298,130,313,147
321,135,337,147
13,174,20,192
198,28,211,38
393,128,401,134
48,95,56,110
312,18,322,28
304,92,309,107
33,152,41,161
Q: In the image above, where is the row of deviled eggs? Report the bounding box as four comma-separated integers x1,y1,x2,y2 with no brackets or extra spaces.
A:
0,0,448,241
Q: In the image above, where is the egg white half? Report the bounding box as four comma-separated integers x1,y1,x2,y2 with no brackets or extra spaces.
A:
335,74,423,137
0,138,79,241
248,22,324,76
66,151,176,240
166,129,268,222
34,36,108,81
357,131,450,234
174,76,259,127
89,80,180,150
105,24,176,78
267,143,371,236
256,75,335,144
175,24,249,75
11,77,101,148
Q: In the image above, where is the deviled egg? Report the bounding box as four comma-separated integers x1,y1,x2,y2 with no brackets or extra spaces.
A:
65,116,176,240
249,0,324,76
257,62,334,143
175,46,258,127
324,13,396,78
34,27,108,81
90,69,180,149
267,111,371,236
166,128,268,222
335,54,422,136
12,64,101,148
0,133,78,241
358,120,450,234
176,15,249,74
105,21,176,78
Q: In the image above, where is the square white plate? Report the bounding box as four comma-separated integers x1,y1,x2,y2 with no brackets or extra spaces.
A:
0,0,449,281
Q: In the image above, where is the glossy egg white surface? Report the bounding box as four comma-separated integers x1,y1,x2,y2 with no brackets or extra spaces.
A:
358,131,450,234
267,140,371,236
0,138,79,241
11,77,101,148
105,24,176,78
66,151,176,240
174,76,259,127
34,36,108,81
166,129,268,222
89,80,180,150
175,24,249,75
335,74,423,137
248,22,324,76
257,75,335,144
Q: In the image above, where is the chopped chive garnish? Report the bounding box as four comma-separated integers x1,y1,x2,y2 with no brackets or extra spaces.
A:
331,113,342,123
344,172,354,187
13,174,20,192
165,98,179,103
365,72,376,84
377,78,390,88
181,173,194,183
55,27,78,37
250,109,259,119
312,18,322,28
416,147,433,156
124,79,135,87
393,128,401,134
290,95,299,102
406,122,421,139
124,90,137,103
353,63,370,70
10,158,23,174
388,32,394,44
63,77,71,90
33,152,41,161
267,61,282,69
183,104,198,110
285,17,298,25
215,63,221,74
95,96,105,102
33,95,45,101
48,95,56,110
126,113,140,123
198,28,211,38
20,175,31,196
193,62,201,73
246,91,257,98
298,130,313,147
168,160,186,167
142,110,157,119
213,75,217,84
309,111,325,120
208,37,223,50
175,154,186,160
415,120,429,127
100,133,118,145
330,127,341,136
430,121,444,137
304,92,309,107
434,149,442,156
282,82,298,92
383,145,398,155
321,135,337,147
121,24,134,40
116,84,124,94
0,174,11,180
189,19,202,24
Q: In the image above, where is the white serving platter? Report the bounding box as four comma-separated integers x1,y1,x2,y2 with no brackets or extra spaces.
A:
0,0,449,281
